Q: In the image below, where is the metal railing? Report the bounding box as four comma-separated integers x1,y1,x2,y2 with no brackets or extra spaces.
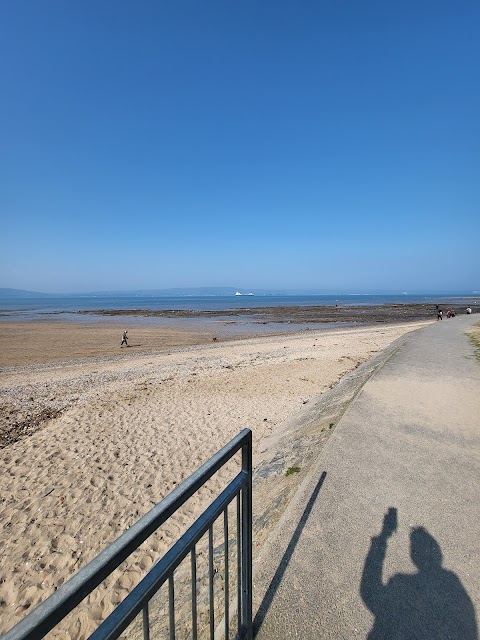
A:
4,428,253,640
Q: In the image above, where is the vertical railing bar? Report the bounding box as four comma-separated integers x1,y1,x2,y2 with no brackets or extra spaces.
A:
237,492,241,637
209,525,215,639
191,547,198,640
169,574,175,640
241,437,253,639
224,506,230,640
142,602,150,640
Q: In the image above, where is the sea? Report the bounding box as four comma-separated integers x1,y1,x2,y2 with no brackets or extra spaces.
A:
0,293,477,319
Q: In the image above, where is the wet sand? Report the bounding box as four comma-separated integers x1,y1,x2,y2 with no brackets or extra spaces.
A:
0,320,211,367
2,303,472,368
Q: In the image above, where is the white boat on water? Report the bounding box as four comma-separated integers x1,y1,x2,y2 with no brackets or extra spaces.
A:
235,291,254,296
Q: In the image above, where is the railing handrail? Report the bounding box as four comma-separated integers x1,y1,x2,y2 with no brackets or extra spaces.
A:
4,428,252,640
90,473,248,640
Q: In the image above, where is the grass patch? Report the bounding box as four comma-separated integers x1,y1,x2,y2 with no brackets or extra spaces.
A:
285,466,301,477
467,322,480,361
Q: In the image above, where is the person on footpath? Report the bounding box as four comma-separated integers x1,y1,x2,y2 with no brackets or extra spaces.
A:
120,330,129,347
437,309,443,320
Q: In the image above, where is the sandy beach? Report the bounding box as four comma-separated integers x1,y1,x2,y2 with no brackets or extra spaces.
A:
0,319,431,636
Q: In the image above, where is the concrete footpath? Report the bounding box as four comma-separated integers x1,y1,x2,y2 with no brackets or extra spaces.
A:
253,314,480,639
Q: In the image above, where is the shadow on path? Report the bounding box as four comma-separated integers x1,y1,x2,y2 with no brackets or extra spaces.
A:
361,508,478,639
253,471,327,636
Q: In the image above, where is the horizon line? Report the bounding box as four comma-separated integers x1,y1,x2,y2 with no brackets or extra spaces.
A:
1,287,479,297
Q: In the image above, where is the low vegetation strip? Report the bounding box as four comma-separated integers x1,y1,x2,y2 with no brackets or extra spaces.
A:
468,322,480,361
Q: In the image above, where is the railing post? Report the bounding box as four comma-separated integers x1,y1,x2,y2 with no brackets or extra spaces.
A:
241,431,253,639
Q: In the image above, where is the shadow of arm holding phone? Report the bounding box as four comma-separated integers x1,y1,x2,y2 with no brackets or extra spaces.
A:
360,508,478,639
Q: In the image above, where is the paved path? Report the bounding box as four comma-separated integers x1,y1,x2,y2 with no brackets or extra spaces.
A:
253,315,480,639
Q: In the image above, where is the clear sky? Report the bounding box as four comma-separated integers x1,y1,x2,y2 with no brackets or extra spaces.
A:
1,1,479,293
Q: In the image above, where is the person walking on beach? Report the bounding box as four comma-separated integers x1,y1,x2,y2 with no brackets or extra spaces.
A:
437,310,443,321
120,330,129,347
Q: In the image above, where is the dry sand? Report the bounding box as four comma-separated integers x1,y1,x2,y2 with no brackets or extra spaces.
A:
0,320,431,637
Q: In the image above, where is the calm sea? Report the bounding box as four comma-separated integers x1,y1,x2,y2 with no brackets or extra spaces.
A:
0,293,477,319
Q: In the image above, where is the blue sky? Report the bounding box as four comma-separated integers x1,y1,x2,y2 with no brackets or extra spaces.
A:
1,1,479,293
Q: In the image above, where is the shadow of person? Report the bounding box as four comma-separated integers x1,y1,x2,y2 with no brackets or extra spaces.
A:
360,508,478,639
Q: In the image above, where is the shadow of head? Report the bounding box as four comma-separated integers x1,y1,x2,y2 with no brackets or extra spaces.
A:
410,526,443,571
